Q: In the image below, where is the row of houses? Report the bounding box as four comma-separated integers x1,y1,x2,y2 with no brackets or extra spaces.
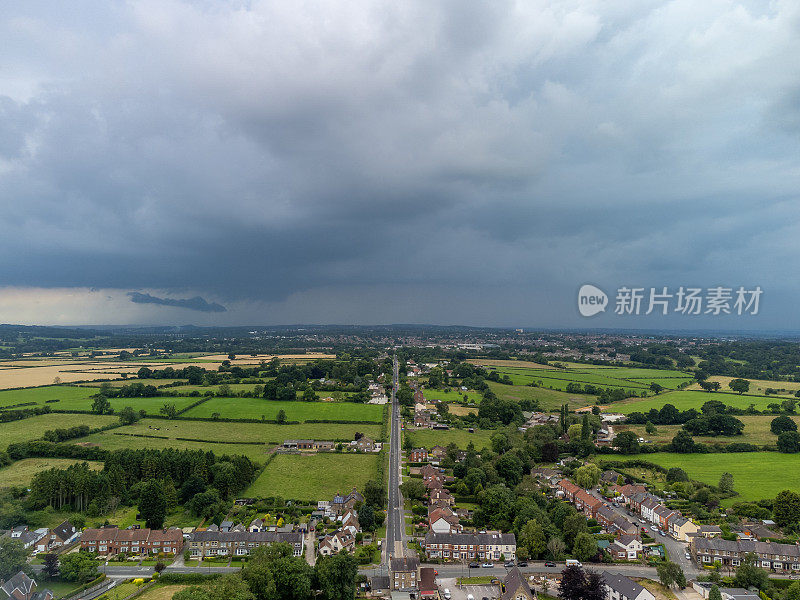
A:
627,491,700,542
186,530,304,558
81,526,183,556
281,436,379,453
422,530,517,562
692,537,800,572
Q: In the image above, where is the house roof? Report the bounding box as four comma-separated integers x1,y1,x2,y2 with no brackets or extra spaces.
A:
189,530,303,544
419,568,437,593
424,531,516,546
52,520,76,541
501,567,533,600
391,557,420,572
602,572,648,600
1,571,35,598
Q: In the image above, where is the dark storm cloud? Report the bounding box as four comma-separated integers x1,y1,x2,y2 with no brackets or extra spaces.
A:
128,292,226,313
1,0,800,327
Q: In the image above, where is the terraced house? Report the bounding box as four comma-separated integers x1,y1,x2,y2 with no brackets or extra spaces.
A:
693,538,800,572
81,527,183,557
423,531,516,562
187,530,304,558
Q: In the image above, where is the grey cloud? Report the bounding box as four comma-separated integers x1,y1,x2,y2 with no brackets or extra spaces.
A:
128,292,226,313
0,1,799,327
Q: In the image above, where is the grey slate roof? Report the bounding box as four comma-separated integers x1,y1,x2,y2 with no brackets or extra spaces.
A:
501,567,534,600
601,572,648,600
424,531,516,545
189,530,302,544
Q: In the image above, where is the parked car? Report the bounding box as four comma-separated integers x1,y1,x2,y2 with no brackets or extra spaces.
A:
504,561,515,567
518,561,528,567
481,562,493,568
469,562,480,569
685,553,691,560
650,525,658,531
544,561,556,567
443,590,451,600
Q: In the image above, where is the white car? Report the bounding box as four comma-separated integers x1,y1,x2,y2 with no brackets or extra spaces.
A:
685,553,691,560
650,525,658,531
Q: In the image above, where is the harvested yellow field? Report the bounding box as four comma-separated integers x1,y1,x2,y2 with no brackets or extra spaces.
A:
687,376,800,396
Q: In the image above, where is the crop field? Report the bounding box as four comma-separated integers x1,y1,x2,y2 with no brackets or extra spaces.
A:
615,415,800,445
182,397,383,422
245,453,380,500
0,413,118,448
406,427,494,450
612,390,779,414
0,458,104,488
607,452,800,504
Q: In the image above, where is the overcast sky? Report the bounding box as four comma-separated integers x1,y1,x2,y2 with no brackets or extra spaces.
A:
1,0,799,329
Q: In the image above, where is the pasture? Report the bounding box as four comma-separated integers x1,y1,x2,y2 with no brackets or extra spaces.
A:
688,376,800,398
612,390,779,414
0,413,118,448
245,453,380,501
422,389,478,403
406,427,494,450
0,458,104,488
606,452,800,504
486,381,585,410
0,385,198,414
182,397,383,422
615,414,800,445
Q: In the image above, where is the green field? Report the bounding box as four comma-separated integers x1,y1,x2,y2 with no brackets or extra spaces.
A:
0,385,198,414
487,381,586,410
0,458,104,488
616,414,800,446
74,418,381,461
612,390,780,414
406,427,494,450
422,389,478,403
606,452,800,504
0,413,119,448
182,397,383,422
245,453,380,500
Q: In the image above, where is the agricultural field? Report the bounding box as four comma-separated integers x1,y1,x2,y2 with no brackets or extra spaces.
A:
73,418,382,461
0,413,119,448
0,458,104,488
0,385,198,414
486,381,586,410
422,388,478,403
182,397,383,422
246,453,380,501
406,427,494,450
611,390,780,414
615,415,800,446
467,359,554,369
687,376,800,397
606,452,800,504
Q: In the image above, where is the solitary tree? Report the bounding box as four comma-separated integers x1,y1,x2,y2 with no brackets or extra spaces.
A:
728,379,750,394
276,409,287,424
718,472,735,493
91,395,112,415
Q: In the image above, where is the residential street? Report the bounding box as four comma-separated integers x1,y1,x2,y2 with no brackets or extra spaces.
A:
384,355,406,562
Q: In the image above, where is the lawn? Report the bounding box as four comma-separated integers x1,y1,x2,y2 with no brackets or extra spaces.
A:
98,582,140,600
182,397,383,422
245,453,380,500
606,452,800,504
406,427,494,450
0,413,118,448
135,585,189,600
0,457,104,488
36,578,83,600
611,390,780,414
615,415,800,446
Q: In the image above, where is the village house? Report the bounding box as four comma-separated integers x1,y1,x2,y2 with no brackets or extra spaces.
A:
187,530,303,558
391,557,420,590
693,537,800,571
34,520,78,554
409,448,429,463
249,518,265,532
615,484,647,505
8,525,49,550
1,571,54,600
318,528,356,555
697,525,723,538
419,567,438,599
429,487,455,506
315,440,336,451
501,567,536,600
282,439,315,450
428,505,461,533
574,489,602,518
669,515,700,542
331,488,364,516
602,572,655,600
430,446,447,461
81,527,183,557
557,479,581,502
609,534,643,560
423,531,516,562
354,436,377,452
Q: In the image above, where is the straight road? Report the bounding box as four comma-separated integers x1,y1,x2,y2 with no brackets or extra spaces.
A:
385,355,406,562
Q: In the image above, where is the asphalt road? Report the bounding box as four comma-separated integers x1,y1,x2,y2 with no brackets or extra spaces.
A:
385,355,405,562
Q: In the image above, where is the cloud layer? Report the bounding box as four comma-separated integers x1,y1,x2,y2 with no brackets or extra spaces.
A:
1,1,799,327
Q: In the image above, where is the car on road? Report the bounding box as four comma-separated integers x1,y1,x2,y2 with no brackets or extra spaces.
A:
481,562,493,568
504,561,515,567
518,561,528,567
469,562,480,568
685,553,691,560
544,561,556,567
650,525,658,531
443,590,451,600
